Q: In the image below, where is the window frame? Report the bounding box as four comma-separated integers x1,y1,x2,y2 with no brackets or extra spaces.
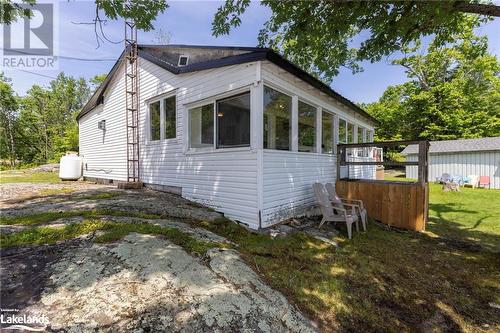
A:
297,99,317,153
263,84,294,151
186,88,252,153
146,91,177,145
321,110,335,155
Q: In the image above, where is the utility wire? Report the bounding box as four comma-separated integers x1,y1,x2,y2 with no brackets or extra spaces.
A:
1,48,118,62
10,68,58,79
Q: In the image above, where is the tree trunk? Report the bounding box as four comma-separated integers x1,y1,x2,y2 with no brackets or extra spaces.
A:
6,114,16,167
454,2,500,17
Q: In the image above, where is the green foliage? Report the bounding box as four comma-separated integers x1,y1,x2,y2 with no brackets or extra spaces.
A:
213,1,496,82
365,29,500,141
1,1,167,31
0,73,91,166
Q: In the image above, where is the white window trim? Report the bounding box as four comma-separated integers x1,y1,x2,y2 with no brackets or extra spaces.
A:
146,91,177,145
186,88,252,153
297,98,318,153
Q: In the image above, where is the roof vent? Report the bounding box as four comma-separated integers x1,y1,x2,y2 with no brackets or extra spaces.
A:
178,55,189,66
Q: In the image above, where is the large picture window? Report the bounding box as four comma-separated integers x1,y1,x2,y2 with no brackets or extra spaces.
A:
189,104,214,148
263,86,292,150
216,93,250,148
322,112,334,154
164,96,176,139
189,92,251,149
149,100,161,141
298,101,316,152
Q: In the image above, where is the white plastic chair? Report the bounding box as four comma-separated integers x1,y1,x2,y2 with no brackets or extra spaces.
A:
325,182,367,232
312,183,359,239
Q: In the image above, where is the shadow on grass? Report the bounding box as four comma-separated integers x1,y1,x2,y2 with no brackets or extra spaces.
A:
428,202,499,253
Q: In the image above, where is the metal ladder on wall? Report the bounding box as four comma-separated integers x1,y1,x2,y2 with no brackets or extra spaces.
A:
124,17,140,183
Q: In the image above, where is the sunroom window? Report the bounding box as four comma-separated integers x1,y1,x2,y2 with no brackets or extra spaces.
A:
338,118,347,144
322,111,334,154
149,100,161,141
263,86,292,150
189,104,214,148
347,122,354,143
298,101,316,152
357,126,364,143
216,93,250,148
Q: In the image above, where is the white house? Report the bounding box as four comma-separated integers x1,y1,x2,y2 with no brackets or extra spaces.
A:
403,137,500,189
77,45,378,229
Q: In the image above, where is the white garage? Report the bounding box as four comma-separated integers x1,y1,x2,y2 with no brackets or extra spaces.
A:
402,137,500,189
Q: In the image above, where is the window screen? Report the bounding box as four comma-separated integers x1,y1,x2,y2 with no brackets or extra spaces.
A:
298,101,316,152
216,93,250,148
263,86,292,150
322,112,334,154
149,101,161,141
189,104,214,148
164,96,176,139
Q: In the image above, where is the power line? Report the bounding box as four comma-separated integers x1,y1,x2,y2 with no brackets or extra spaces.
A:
9,68,58,79
1,48,119,62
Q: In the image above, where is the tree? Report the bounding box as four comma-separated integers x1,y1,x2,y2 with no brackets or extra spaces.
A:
90,74,107,91
0,75,19,166
213,0,499,82
364,29,500,141
1,0,168,30
13,74,91,164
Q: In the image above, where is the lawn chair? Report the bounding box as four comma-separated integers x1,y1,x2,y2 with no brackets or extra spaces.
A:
479,176,491,189
325,182,367,232
312,183,359,239
463,175,479,188
439,173,452,184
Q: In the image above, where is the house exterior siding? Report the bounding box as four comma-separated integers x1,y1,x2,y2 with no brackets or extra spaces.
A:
79,65,128,181
79,54,377,230
406,151,500,189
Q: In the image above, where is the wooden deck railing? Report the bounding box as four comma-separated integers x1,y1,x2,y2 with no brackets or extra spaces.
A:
336,140,430,231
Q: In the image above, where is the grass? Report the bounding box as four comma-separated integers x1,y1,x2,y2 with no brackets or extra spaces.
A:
427,183,500,252
0,171,60,183
0,219,220,255
0,209,163,226
186,190,500,332
76,192,120,200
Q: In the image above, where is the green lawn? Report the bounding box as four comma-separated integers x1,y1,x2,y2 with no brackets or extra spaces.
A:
428,183,500,252
0,171,60,183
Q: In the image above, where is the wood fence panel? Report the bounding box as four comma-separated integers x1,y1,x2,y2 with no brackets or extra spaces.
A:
336,180,428,231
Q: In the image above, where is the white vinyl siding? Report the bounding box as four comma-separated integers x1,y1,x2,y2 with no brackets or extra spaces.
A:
261,150,336,227
79,64,127,181
138,58,260,228
406,151,500,189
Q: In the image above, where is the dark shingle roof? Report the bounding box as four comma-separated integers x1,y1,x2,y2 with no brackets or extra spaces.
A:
77,45,378,124
402,137,500,154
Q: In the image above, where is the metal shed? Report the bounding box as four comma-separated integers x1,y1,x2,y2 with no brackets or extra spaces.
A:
402,137,500,189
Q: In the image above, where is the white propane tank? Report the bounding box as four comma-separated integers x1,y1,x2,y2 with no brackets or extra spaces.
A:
59,153,83,180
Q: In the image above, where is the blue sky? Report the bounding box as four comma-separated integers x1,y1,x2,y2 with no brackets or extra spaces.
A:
4,0,500,104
